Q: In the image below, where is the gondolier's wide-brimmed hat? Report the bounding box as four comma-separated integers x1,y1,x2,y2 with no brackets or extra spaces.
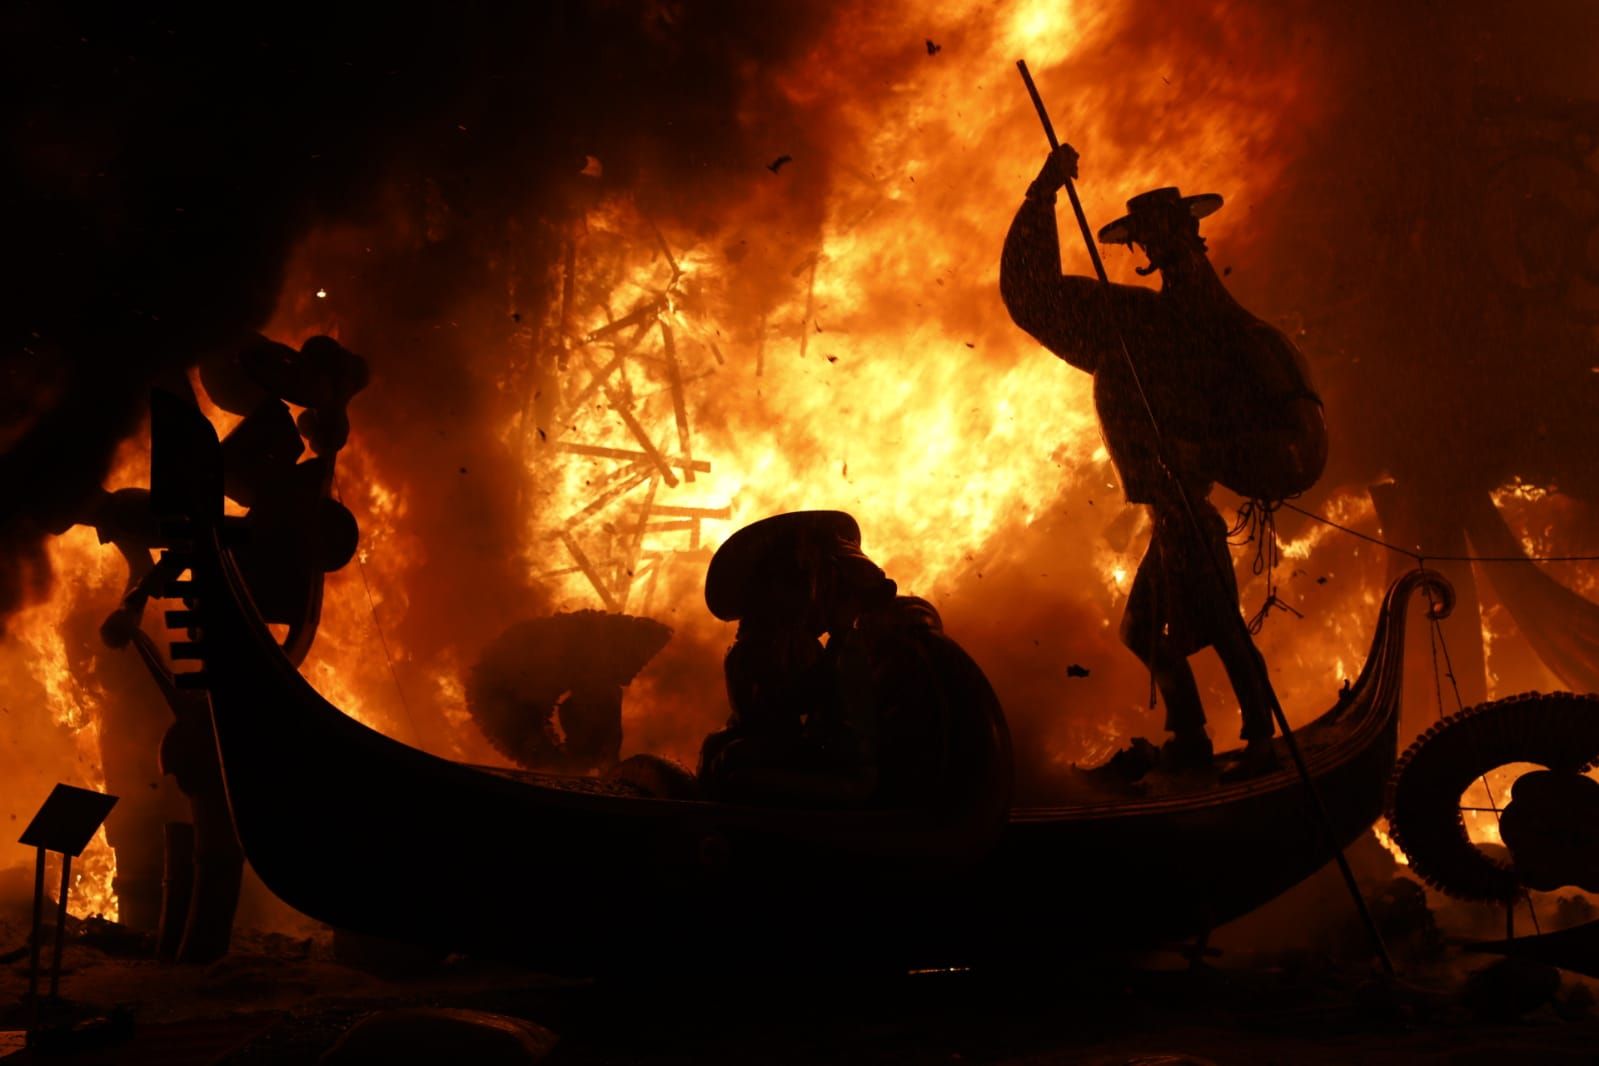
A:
1097,187,1224,246
705,510,861,622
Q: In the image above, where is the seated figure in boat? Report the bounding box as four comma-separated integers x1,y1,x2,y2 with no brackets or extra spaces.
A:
699,511,1008,810
1000,143,1327,774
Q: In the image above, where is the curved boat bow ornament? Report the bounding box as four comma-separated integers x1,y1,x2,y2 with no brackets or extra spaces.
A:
1386,691,1599,902
150,392,1450,972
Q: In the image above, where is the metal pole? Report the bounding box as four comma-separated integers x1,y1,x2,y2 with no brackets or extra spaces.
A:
49,854,71,1001
27,848,44,1015
1016,59,1394,974
1016,61,1109,286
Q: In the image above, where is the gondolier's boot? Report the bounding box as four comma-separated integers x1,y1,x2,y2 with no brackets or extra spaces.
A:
1140,635,1215,772
1220,639,1280,780
1160,729,1214,773
1222,736,1280,782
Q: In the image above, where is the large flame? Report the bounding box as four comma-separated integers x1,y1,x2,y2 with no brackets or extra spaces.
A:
0,439,147,919
254,0,1370,773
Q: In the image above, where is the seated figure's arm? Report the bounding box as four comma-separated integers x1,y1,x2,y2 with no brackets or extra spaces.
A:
702,630,875,806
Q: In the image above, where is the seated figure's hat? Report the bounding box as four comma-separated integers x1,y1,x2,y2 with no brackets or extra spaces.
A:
1097,187,1224,246
705,510,861,622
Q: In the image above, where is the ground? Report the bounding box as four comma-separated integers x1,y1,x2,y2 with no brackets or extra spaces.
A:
2,913,1598,1064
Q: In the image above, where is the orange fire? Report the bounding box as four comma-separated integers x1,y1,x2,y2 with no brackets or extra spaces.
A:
252,0,1365,771
0,437,148,919
10,0,1599,934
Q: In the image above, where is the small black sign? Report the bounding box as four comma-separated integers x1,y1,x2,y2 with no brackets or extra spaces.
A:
19,784,119,857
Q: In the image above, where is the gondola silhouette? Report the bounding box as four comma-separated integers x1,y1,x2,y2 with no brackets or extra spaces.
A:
147,391,1449,973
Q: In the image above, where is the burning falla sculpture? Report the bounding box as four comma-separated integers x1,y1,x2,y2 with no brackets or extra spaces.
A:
88,335,365,963
139,391,1448,971
467,611,673,773
1387,690,1599,978
1001,140,1326,775
695,510,1010,811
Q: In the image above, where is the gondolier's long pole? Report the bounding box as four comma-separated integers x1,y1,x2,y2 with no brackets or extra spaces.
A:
1016,62,1109,287
27,847,43,1021
50,854,70,1001
1016,60,1394,975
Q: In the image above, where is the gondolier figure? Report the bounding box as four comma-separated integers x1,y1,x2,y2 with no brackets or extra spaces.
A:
1000,143,1326,772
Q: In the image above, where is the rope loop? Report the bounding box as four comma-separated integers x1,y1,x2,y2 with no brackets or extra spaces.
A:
1232,497,1297,633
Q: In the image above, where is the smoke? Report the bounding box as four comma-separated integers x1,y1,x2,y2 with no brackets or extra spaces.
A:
1233,0,1599,506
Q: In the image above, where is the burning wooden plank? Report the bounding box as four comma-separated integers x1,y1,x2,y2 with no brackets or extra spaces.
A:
659,320,695,482
561,321,653,422
639,548,715,562
562,467,652,529
645,216,682,283
755,311,767,378
599,377,679,487
560,531,622,613
551,442,708,473
617,476,659,609
796,252,820,362
643,504,733,520
578,297,668,347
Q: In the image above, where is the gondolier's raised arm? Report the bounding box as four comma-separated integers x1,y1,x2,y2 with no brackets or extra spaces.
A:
1000,146,1153,375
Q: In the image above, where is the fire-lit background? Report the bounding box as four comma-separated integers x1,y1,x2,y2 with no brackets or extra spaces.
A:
4,2,1598,925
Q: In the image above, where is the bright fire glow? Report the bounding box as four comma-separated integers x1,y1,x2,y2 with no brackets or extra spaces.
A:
1372,818,1410,867
0,439,146,919
257,0,1361,773
7,0,1495,934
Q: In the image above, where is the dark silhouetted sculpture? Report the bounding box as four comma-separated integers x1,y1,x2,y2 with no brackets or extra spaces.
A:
467,611,673,773
1001,143,1326,772
699,511,1009,811
82,334,367,963
1501,769,1599,893
1388,690,1599,902
140,392,1450,969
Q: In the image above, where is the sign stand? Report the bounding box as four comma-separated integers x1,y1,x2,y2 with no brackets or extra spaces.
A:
16,783,118,1034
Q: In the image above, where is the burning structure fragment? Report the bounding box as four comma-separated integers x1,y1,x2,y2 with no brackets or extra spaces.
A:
467,611,672,772
91,334,369,960
523,209,731,616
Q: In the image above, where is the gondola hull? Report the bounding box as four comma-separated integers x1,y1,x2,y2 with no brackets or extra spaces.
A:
154,394,1448,972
